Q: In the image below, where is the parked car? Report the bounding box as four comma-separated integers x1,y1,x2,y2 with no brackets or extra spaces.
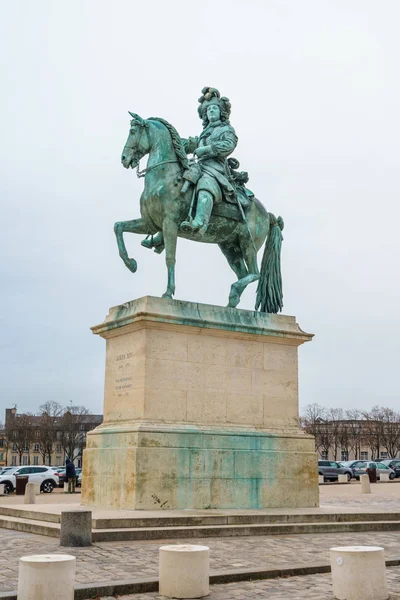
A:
350,461,394,480
0,467,15,476
57,468,67,487
318,460,353,482
376,463,396,480
340,460,363,470
75,468,82,487
0,466,59,494
351,461,377,480
380,459,400,478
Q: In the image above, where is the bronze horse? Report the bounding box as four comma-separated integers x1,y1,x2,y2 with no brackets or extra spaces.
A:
115,114,284,312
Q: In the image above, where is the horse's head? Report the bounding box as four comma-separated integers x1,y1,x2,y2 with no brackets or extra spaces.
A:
121,112,150,169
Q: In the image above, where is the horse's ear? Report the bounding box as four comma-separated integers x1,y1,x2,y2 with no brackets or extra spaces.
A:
128,111,146,127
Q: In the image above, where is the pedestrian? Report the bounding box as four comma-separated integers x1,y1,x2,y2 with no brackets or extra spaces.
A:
65,458,76,494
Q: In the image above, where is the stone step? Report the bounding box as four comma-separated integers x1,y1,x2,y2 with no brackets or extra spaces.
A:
92,519,400,542
0,506,60,524
1,505,399,529
1,510,400,541
92,511,400,529
0,515,59,537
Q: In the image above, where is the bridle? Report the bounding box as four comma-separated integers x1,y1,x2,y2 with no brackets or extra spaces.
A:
126,120,180,178
135,159,180,179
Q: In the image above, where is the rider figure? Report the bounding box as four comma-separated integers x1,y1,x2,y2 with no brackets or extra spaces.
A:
142,87,239,251
180,88,237,234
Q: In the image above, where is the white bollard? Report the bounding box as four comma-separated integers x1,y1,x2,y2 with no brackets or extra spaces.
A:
338,474,348,483
380,473,390,483
24,483,36,504
330,546,388,600
361,473,371,494
159,544,209,598
0,483,4,495
17,554,76,600
318,475,324,484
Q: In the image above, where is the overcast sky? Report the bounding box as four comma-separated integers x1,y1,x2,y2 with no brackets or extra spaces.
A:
1,1,399,419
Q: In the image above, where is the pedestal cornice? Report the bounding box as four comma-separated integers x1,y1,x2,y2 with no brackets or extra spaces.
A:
91,296,313,346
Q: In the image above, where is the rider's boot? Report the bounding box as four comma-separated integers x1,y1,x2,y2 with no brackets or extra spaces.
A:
181,191,213,235
141,232,165,252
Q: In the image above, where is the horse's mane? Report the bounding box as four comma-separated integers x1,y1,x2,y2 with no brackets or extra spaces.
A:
148,117,189,171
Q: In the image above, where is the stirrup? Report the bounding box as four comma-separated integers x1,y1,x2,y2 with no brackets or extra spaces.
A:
180,219,201,232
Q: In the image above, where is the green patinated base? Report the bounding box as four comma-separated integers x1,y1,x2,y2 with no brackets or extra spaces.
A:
82,296,318,510
82,423,318,509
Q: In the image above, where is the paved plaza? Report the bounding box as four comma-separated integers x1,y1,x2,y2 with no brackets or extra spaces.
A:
99,567,400,599
0,483,399,597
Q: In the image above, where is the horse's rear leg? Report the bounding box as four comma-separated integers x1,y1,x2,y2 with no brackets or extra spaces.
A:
114,218,148,273
218,243,253,308
162,218,178,299
221,239,260,308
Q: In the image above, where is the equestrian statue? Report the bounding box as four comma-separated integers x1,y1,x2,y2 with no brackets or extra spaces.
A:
116,87,284,312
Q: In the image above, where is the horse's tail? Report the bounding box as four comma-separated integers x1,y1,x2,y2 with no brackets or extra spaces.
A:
255,213,284,313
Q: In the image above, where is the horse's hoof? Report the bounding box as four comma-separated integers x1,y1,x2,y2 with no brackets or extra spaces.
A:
124,258,137,273
162,292,173,299
228,292,240,308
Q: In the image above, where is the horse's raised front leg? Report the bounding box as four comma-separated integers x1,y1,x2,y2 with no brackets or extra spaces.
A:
114,218,148,273
162,218,178,299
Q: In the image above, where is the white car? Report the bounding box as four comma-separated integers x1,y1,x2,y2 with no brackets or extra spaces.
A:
0,466,59,494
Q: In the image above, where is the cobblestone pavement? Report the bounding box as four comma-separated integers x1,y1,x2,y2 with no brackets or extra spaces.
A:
102,566,400,599
1,527,400,592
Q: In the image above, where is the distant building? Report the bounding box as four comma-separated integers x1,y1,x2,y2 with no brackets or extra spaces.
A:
3,407,103,467
301,417,400,463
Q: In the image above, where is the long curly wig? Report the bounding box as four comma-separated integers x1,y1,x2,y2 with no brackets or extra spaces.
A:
198,87,231,127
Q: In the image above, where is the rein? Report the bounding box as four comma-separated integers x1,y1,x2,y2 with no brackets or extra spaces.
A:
136,159,180,179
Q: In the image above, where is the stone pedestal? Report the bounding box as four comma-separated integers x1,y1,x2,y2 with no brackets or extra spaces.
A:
159,544,209,598
330,546,388,600
17,554,76,600
361,474,371,494
24,483,36,504
82,296,318,510
60,511,92,547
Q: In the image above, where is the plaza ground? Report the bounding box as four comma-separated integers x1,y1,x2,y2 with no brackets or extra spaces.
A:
0,482,400,598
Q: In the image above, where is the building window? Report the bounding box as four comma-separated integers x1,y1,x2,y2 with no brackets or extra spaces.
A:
35,430,40,437
12,443,17,451
341,450,349,461
0,439,4,448
321,451,328,460
22,456,28,465
56,445,61,452
33,443,40,452
0,453,3,461
11,456,17,466
56,456,62,464
23,445,29,452
381,452,388,459
33,456,39,465
360,451,368,460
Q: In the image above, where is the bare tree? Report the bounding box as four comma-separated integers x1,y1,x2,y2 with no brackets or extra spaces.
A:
380,408,400,458
362,406,385,460
327,408,344,460
59,405,90,461
37,401,63,465
300,404,327,452
0,422,9,465
6,413,35,465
